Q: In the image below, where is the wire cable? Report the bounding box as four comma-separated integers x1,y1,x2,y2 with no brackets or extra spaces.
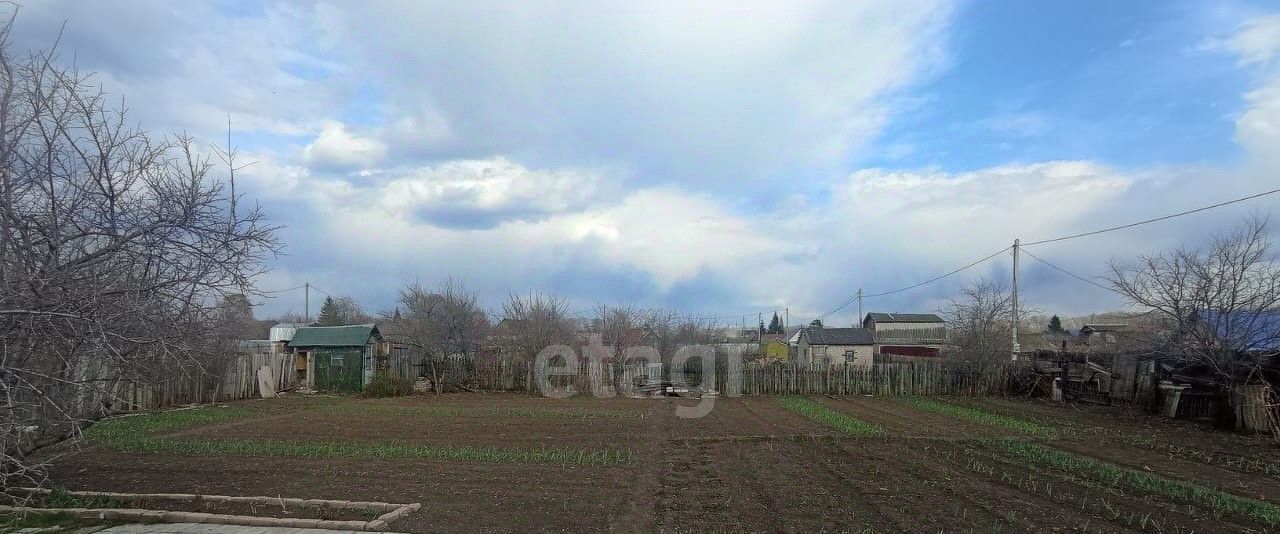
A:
260,284,306,295
1020,248,1118,293
1023,186,1280,246
823,245,1012,317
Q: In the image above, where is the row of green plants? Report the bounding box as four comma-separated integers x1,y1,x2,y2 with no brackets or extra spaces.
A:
105,437,635,466
777,397,882,436
84,405,634,466
327,404,649,419
984,438,1280,527
898,397,1057,438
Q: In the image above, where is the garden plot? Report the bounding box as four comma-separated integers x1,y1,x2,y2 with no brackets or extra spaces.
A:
27,394,1280,532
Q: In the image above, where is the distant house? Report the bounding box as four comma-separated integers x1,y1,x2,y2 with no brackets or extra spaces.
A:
862,312,947,358
1192,310,1280,355
1079,323,1128,351
792,327,875,367
1016,331,1086,356
287,324,384,393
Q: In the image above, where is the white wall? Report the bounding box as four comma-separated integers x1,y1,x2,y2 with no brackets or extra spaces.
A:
806,344,873,367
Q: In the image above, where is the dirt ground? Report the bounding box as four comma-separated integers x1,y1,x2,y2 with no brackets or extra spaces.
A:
38,393,1280,533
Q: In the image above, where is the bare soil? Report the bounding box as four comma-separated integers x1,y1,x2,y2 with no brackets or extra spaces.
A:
37,393,1280,533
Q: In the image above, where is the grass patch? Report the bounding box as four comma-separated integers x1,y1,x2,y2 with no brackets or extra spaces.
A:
0,511,91,531
359,374,415,398
83,406,254,444
900,398,1056,438
778,397,881,436
986,438,1280,526
104,437,634,466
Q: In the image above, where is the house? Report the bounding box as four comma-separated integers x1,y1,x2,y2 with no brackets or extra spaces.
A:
1079,323,1128,352
791,327,876,367
287,324,385,392
862,312,947,357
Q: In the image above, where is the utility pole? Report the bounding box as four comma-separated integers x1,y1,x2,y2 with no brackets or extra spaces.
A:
856,289,863,328
784,307,789,332
304,282,310,324
1011,239,1020,361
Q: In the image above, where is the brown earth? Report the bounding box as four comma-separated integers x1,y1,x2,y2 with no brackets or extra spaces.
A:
36,393,1280,533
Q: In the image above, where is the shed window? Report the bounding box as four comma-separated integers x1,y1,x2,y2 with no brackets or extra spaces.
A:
333,355,344,367
844,350,855,362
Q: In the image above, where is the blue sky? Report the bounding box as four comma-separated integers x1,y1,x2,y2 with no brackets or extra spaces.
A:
10,0,1280,327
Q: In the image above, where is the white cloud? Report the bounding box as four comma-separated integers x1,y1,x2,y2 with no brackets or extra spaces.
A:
1220,14,1280,66
1222,14,1280,166
313,0,954,182
374,157,619,228
302,121,388,171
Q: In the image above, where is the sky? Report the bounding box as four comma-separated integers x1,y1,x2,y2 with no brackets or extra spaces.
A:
11,0,1280,327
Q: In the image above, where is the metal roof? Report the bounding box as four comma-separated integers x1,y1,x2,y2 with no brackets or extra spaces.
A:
288,324,381,348
865,312,944,324
803,327,875,345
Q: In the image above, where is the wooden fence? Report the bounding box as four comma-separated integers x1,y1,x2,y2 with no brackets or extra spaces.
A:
100,354,1025,417
383,356,1028,398
109,350,298,412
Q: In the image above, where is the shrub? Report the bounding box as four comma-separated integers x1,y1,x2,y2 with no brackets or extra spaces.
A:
360,374,415,398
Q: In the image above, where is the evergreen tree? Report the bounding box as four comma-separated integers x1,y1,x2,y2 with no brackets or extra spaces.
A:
767,312,783,334
1047,315,1064,334
317,296,343,326
809,319,823,329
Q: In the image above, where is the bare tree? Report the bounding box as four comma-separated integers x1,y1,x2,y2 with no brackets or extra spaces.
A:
0,16,278,488
942,278,1023,371
390,279,486,395
592,304,639,355
500,292,573,363
1108,216,1280,428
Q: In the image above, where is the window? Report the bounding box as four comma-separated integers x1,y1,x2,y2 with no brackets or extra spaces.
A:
844,350,855,363
332,355,344,367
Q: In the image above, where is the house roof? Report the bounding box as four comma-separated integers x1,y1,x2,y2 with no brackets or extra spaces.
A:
804,327,875,346
288,324,381,347
1197,310,1280,352
1080,323,1127,334
865,312,944,324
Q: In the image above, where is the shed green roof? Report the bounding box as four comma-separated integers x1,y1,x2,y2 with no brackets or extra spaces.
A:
288,324,380,348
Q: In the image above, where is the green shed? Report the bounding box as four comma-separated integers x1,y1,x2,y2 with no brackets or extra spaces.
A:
288,324,384,393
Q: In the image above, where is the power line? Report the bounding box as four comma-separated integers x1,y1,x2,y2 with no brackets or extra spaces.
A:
823,246,1012,317
1023,186,1280,246
1020,248,1117,293
261,284,306,295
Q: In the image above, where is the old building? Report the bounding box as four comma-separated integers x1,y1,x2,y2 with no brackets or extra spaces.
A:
791,327,876,367
287,324,385,393
862,312,947,358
